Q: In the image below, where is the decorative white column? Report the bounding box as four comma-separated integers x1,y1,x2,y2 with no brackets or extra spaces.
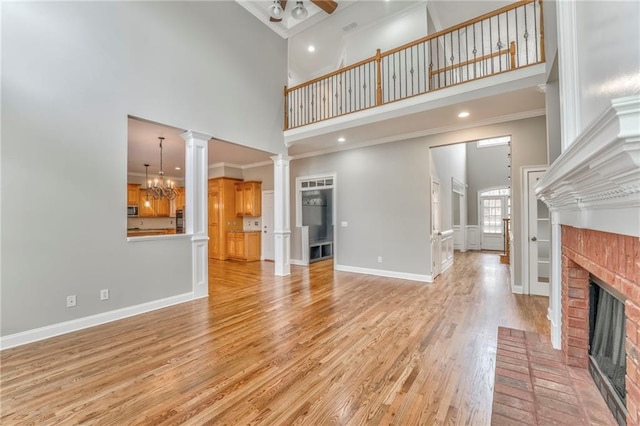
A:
556,0,580,150
181,131,211,299
549,209,562,349
272,154,292,276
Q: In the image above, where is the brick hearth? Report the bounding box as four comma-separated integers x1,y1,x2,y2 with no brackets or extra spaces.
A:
561,225,640,425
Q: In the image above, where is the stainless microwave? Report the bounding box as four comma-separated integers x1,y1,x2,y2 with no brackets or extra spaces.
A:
127,205,139,217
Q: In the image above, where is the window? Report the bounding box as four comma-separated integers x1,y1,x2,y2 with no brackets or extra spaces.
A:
479,187,510,234
480,188,510,196
482,198,504,233
477,136,510,148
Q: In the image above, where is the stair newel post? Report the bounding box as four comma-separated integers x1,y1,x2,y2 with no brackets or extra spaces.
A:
375,49,383,106
509,41,516,69
283,86,289,130
538,0,546,62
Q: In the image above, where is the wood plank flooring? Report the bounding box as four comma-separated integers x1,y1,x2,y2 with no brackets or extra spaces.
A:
1,252,549,425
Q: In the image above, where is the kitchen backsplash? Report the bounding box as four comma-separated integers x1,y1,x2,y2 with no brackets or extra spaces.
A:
128,217,175,230
244,216,262,231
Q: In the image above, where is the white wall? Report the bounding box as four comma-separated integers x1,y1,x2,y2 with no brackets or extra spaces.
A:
574,1,640,134
341,4,428,66
430,143,467,230
466,142,511,225
1,2,286,336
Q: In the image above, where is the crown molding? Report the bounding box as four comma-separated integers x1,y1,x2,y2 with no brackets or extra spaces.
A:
535,95,640,236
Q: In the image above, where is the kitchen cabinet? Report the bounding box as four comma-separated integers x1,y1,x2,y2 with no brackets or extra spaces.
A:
234,181,262,216
127,184,140,205
138,189,170,217
208,178,242,260
227,232,260,261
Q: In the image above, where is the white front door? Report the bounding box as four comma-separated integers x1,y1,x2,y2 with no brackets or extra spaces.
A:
527,170,550,296
431,177,441,279
480,196,507,251
262,191,274,261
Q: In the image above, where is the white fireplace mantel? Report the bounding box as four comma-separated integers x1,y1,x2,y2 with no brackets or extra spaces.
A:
535,95,640,237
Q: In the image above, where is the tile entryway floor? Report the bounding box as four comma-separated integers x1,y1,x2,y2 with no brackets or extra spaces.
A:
491,327,617,425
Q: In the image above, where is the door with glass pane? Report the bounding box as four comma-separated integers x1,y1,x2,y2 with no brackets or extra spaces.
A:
527,170,550,296
480,188,510,251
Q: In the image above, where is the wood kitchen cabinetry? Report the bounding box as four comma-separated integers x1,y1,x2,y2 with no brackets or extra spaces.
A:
127,184,140,205
227,232,261,261
208,178,242,260
138,189,170,217
234,181,262,216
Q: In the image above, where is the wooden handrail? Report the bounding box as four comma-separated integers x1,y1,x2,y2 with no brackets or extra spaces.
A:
539,0,546,63
285,0,535,94
286,54,377,93
375,48,382,106
284,0,541,130
380,0,532,58
283,85,289,130
429,48,509,76
428,42,516,88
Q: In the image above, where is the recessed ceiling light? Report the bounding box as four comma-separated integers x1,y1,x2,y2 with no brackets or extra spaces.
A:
337,137,346,143
175,167,181,170
308,45,315,53
458,111,470,118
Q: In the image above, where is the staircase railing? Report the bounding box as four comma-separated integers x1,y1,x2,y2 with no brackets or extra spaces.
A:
284,0,544,130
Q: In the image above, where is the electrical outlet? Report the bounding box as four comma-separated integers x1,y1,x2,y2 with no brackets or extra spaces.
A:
66,295,77,308
377,256,383,263
100,289,109,301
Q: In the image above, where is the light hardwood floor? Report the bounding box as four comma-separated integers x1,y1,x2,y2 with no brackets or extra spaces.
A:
1,252,548,425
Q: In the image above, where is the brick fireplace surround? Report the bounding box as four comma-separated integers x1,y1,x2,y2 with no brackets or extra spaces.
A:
562,225,640,424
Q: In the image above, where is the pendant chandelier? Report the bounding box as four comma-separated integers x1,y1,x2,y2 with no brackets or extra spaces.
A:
145,137,176,201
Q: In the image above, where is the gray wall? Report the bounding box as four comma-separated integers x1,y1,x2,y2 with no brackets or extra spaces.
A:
1,2,286,335
430,143,467,230
466,142,511,225
290,141,432,276
287,116,547,283
243,164,274,191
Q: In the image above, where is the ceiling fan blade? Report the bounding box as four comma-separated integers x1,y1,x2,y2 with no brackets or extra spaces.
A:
310,0,338,14
269,0,288,22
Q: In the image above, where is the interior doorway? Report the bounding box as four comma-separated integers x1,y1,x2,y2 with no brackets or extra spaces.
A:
523,167,550,296
296,175,336,265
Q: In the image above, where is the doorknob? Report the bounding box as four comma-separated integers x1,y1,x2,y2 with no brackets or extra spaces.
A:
531,236,537,241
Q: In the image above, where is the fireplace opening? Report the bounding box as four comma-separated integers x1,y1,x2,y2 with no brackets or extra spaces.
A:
589,276,627,425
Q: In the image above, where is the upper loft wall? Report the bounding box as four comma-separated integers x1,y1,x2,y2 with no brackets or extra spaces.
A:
574,1,640,135
288,2,427,86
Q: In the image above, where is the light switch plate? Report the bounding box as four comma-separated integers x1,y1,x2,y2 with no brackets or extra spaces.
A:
341,221,348,227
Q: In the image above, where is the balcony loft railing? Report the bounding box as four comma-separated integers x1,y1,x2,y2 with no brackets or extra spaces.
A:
284,0,545,130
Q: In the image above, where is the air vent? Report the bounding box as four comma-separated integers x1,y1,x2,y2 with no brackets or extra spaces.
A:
342,22,358,32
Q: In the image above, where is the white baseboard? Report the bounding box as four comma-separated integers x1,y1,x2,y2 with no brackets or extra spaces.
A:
290,258,307,266
335,264,432,283
511,284,524,294
1,292,196,350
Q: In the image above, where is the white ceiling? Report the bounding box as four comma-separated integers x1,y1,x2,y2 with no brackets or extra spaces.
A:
235,0,359,39
127,118,274,179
